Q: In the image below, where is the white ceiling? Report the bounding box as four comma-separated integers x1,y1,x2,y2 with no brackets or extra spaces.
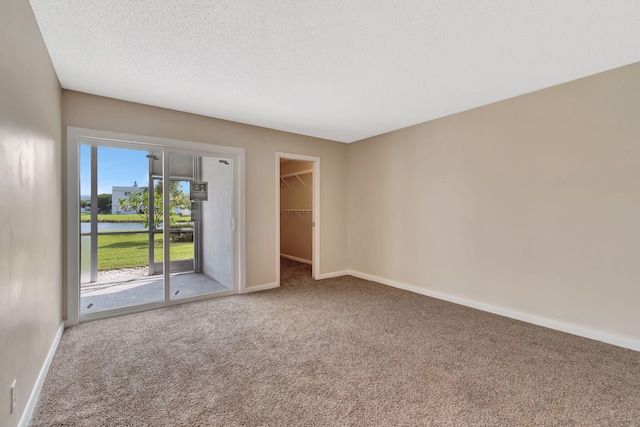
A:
29,1,640,143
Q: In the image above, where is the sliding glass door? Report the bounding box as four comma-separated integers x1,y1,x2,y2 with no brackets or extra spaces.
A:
77,141,237,321
79,144,165,315
168,153,234,301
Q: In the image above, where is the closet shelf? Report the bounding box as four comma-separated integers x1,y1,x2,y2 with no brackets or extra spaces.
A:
280,169,312,188
280,170,312,179
280,209,312,223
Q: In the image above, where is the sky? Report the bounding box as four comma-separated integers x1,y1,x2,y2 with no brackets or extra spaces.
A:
80,145,154,196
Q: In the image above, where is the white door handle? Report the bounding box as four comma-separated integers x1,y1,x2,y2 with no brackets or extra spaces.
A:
231,217,236,231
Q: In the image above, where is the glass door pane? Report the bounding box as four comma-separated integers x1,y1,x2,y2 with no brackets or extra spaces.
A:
79,144,93,285
169,153,234,300
79,145,165,315
151,152,195,277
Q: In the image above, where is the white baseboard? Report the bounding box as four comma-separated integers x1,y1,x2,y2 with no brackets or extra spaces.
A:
315,270,350,280
18,322,65,427
280,253,312,265
347,270,640,353
242,282,278,293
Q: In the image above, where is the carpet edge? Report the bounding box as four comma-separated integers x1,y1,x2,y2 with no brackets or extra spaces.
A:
242,282,278,293
280,254,312,265
19,321,65,427
315,270,350,280
347,270,640,353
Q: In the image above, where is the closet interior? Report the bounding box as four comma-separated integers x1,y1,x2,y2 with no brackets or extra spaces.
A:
279,159,313,267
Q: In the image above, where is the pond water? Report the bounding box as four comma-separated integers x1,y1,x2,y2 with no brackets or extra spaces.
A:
81,222,148,233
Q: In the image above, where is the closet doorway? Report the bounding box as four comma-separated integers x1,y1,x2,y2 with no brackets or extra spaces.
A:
276,153,320,285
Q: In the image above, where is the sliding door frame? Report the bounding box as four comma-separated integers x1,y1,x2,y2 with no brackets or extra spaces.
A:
65,127,246,326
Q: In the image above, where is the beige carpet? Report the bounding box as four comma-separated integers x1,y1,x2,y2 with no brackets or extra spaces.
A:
31,259,640,426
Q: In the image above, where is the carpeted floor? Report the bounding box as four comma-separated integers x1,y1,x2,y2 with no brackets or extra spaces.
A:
31,259,640,426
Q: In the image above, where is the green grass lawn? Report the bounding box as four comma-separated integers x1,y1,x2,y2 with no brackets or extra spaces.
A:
97,233,193,270
82,213,144,222
81,213,192,223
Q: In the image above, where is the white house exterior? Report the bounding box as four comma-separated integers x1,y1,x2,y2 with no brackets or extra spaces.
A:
112,184,146,214
80,195,91,213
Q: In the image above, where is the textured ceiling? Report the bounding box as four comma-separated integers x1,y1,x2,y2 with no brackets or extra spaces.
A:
30,1,640,143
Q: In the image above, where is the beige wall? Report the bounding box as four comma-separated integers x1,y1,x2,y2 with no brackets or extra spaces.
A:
0,1,63,426
280,160,313,262
62,91,348,303
348,62,640,343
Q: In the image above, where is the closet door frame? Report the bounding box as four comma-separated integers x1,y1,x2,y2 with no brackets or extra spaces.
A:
275,152,320,285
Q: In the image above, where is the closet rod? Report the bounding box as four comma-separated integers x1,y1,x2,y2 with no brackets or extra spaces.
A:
280,169,312,179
